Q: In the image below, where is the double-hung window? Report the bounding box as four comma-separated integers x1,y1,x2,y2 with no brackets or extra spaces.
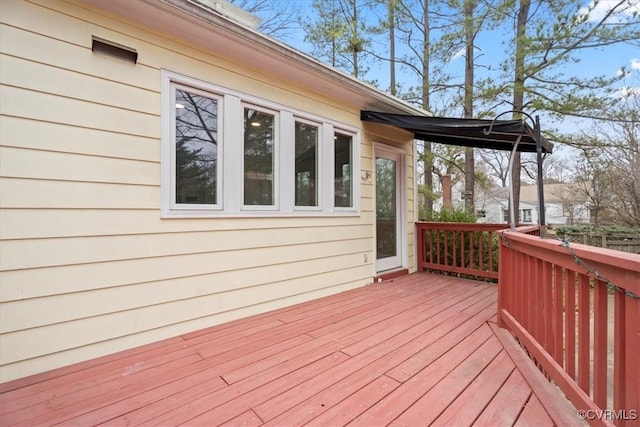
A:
162,70,359,217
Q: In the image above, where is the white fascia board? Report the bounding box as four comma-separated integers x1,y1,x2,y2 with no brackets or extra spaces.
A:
86,0,428,117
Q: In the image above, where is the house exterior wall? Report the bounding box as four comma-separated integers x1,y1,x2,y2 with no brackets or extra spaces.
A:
0,0,415,382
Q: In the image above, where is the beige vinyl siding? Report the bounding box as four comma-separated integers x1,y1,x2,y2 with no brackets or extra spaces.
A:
0,0,413,382
363,122,417,272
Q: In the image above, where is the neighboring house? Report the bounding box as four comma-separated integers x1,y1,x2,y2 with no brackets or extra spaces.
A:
0,0,427,382
436,179,590,226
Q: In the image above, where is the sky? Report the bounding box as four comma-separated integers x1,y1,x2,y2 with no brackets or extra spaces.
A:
254,0,640,132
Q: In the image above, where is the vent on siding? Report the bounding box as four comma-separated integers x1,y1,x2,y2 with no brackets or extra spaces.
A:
92,37,137,64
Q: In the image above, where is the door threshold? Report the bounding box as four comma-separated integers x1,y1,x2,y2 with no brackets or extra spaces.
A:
373,268,409,283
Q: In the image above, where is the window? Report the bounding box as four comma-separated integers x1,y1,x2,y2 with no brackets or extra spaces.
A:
476,210,486,218
243,107,276,207
295,120,319,207
162,70,359,217
521,209,532,223
172,85,222,210
334,132,353,208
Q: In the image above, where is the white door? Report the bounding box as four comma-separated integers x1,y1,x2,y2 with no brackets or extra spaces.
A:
375,144,406,272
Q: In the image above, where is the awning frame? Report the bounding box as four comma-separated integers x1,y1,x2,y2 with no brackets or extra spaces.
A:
361,110,548,232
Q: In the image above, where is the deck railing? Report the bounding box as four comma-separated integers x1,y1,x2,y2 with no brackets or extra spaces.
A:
415,222,538,281
498,229,640,426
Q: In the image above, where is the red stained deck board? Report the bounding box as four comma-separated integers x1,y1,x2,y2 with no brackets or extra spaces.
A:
339,284,495,357
306,277,468,338
180,318,285,348
59,370,227,426
490,322,585,426
278,274,440,324
218,409,264,427
137,352,350,426
0,337,191,410
220,278,489,387
195,277,445,366
268,374,401,427
252,292,496,423
3,353,204,425
219,284,482,386
259,308,491,425
430,350,515,426
385,304,496,383
347,324,495,427
0,336,186,395
392,344,508,427
514,395,555,427
302,375,401,427
474,369,533,426
337,286,493,357
0,273,582,427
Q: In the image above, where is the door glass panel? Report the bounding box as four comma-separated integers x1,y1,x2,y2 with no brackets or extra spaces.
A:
376,157,397,259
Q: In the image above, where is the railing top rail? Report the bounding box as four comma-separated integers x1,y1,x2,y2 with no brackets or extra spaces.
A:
416,222,508,232
500,229,640,296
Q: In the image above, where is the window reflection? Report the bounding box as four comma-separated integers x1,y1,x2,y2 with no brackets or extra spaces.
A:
244,108,275,206
334,133,353,208
175,88,218,205
295,121,318,207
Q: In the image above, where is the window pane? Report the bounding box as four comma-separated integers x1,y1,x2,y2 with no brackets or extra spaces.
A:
295,121,318,207
244,108,275,206
334,132,353,208
175,89,218,205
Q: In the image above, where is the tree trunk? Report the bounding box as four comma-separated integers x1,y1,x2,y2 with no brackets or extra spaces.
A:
511,0,530,223
352,0,359,78
422,0,433,216
389,0,396,95
463,0,475,214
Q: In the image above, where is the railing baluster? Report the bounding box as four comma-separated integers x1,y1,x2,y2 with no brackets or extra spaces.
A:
452,231,457,269
593,278,608,409
613,290,626,418
479,232,485,273
543,262,554,356
578,274,591,395
460,232,466,270
566,269,576,380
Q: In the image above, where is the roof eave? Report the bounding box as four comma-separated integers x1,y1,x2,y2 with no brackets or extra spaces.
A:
84,0,428,117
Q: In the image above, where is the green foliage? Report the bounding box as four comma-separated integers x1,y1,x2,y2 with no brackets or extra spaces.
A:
425,207,477,223
555,225,640,237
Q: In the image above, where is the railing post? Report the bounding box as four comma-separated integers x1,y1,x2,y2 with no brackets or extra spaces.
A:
416,223,425,272
497,230,507,328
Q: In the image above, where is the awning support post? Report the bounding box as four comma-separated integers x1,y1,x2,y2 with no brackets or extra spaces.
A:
507,135,522,230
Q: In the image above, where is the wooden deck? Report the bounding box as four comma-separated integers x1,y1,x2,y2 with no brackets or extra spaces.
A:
0,273,585,426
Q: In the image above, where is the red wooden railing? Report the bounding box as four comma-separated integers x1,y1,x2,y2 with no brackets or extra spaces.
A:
499,228,640,426
416,222,526,280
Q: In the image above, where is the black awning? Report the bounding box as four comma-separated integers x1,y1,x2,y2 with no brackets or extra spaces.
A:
361,110,553,153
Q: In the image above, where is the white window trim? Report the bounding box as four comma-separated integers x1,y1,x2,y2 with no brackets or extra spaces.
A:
169,82,224,212
161,69,360,218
